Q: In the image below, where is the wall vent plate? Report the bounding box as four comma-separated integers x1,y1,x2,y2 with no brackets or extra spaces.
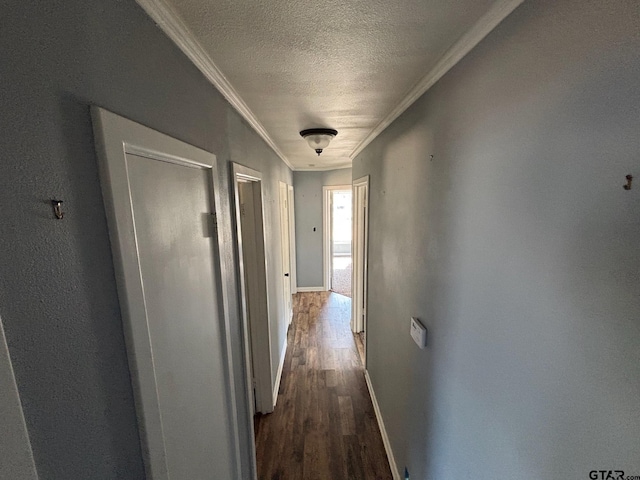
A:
410,317,427,349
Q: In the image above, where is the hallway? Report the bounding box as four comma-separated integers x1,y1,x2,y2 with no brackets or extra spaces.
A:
254,292,392,480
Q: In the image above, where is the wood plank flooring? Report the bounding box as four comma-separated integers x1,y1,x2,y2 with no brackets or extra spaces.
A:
354,332,365,366
254,292,392,480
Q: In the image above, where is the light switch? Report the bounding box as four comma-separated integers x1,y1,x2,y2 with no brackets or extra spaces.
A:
410,317,427,349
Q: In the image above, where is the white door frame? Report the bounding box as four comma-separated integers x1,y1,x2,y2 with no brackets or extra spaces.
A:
91,107,243,479
278,182,293,325
287,185,297,296
322,184,352,292
231,163,274,417
352,176,370,362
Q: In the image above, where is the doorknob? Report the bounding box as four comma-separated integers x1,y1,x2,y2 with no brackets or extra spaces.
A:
284,273,289,277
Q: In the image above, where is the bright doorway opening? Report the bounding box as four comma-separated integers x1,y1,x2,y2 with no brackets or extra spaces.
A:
327,189,352,297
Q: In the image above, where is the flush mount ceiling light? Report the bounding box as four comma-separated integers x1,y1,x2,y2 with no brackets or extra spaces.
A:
299,128,338,156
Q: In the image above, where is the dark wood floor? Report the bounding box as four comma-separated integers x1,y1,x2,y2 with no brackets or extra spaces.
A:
254,292,392,480
354,331,365,366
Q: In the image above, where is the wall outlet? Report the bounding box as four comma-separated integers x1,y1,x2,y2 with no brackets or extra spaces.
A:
410,317,427,349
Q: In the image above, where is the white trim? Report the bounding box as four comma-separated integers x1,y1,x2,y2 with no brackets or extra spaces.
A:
294,163,352,172
213,169,257,479
364,371,401,480
278,182,293,326
272,338,287,407
124,143,211,169
287,185,297,296
296,286,325,292
92,106,243,479
136,0,522,171
135,0,293,171
322,186,331,291
352,176,369,368
350,0,525,159
231,163,274,417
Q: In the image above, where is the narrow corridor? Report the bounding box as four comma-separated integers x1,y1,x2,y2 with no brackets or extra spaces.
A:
254,292,392,479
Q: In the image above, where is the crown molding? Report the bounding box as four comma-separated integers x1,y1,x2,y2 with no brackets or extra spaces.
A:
136,0,523,170
349,0,525,160
135,0,295,170
293,163,352,172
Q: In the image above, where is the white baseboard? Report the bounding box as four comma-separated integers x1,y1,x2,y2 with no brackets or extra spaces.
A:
272,338,287,407
364,370,401,480
296,286,325,292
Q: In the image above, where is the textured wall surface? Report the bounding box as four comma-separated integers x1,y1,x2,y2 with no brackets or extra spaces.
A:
293,169,352,288
353,0,640,478
0,0,290,477
0,316,38,480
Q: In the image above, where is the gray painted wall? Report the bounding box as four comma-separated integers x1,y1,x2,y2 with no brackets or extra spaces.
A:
353,1,640,478
293,168,352,288
0,0,291,477
0,316,38,480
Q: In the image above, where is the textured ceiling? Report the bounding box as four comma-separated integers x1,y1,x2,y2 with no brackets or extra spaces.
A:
158,0,505,170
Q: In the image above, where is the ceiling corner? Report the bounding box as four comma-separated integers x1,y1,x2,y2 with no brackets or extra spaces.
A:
134,0,295,171
349,0,525,160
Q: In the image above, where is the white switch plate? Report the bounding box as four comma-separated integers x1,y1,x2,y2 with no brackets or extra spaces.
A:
410,317,427,349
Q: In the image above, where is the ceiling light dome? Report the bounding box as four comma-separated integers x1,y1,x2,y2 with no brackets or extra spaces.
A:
300,128,338,156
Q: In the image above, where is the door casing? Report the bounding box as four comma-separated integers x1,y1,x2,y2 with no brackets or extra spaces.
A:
287,185,297,296
231,163,274,417
92,106,245,479
352,176,370,364
278,181,293,325
322,184,352,292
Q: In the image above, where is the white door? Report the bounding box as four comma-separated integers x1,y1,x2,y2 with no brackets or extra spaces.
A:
126,154,233,479
93,108,237,480
238,182,256,416
279,182,292,324
287,185,297,295
238,180,270,415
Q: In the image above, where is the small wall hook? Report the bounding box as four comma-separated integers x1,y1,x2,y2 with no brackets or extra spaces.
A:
623,174,633,191
51,200,64,219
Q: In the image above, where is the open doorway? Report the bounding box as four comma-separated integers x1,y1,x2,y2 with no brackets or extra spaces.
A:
232,163,274,422
331,190,352,297
323,186,352,297
352,176,369,366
